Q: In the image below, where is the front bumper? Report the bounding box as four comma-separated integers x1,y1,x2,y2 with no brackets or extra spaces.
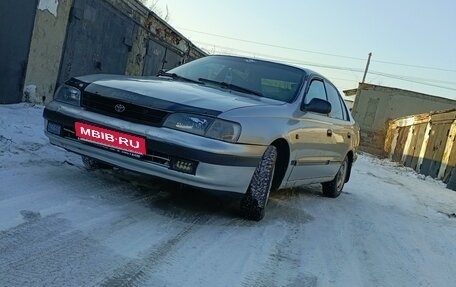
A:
43,102,267,194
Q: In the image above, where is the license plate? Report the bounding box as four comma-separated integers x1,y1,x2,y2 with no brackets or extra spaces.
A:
75,122,146,155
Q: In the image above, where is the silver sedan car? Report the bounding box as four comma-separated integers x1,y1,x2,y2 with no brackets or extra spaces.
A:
43,55,359,220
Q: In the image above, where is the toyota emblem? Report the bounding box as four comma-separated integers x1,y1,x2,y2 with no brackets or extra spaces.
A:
114,104,125,113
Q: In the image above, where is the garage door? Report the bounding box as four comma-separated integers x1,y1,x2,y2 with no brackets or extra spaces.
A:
58,0,135,85
0,0,38,103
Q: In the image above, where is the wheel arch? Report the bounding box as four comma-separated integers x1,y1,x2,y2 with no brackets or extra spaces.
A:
345,150,355,183
270,138,290,191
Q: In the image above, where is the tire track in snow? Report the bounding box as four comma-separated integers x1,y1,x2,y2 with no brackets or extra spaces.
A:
241,226,318,287
240,198,317,287
0,212,125,287
97,214,212,287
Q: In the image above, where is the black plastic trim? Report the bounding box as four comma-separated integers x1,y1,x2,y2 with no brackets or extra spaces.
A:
43,108,261,167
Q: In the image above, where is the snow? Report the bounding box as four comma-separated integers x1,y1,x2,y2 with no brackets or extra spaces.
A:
38,0,59,17
1,103,456,287
23,85,37,103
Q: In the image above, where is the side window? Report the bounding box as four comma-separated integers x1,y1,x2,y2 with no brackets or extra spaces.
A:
339,96,350,121
304,80,326,105
325,82,344,120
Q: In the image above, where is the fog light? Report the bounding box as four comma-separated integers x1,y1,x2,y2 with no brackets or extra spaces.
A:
47,121,62,135
170,158,197,174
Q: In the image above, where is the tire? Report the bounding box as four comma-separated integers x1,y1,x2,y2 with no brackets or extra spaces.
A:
240,145,277,221
322,156,349,198
81,155,113,170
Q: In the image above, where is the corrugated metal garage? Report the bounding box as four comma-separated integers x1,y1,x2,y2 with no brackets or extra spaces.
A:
386,109,456,189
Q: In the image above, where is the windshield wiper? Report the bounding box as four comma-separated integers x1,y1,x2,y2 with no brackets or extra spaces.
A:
198,78,263,97
157,70,202,84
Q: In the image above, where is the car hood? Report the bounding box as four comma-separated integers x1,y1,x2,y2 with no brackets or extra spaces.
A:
77,74,282,115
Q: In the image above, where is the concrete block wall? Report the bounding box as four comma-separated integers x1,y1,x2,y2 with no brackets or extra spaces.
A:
351,83,456,156
23,0,73,103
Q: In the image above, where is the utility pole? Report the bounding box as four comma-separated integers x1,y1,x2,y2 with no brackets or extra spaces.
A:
362,52,372,83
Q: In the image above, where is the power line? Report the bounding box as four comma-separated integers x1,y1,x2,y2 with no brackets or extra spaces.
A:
182,27,456,73
194,41,365,73
331,77,361,82
179,27,366,61
367,71,456,91
372,59,456,73
197,41,456,86
368,70,456,86
196,41,456,92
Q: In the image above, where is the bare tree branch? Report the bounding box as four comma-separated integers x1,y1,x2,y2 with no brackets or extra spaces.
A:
139,0,171,21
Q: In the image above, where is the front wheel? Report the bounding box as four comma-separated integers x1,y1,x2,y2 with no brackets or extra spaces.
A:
240,145,277,221
322,156,349,198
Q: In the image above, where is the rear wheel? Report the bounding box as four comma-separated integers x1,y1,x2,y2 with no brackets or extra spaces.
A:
81,155,113,170
240,145,277,221
322,156,349,198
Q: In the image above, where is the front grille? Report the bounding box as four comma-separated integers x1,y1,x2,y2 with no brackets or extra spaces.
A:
56,122,197,174
81,92,169,126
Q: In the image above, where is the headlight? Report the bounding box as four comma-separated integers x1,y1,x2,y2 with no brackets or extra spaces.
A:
54,85,81,106
206,119,241,142
164,113,214,136
163,113,241,143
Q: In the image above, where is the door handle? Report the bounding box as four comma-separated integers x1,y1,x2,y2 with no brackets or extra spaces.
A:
327,129,333,136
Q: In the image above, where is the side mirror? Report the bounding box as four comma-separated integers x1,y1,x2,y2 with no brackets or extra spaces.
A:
303,98,332,114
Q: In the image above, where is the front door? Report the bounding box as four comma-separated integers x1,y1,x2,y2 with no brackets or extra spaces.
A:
288,79,338,181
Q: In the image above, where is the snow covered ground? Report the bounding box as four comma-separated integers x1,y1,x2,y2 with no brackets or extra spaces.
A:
1,103,456,287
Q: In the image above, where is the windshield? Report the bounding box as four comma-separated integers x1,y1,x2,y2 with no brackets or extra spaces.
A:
168,55,306,102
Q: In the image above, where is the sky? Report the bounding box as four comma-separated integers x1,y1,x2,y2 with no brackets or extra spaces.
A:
147,0,456,100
